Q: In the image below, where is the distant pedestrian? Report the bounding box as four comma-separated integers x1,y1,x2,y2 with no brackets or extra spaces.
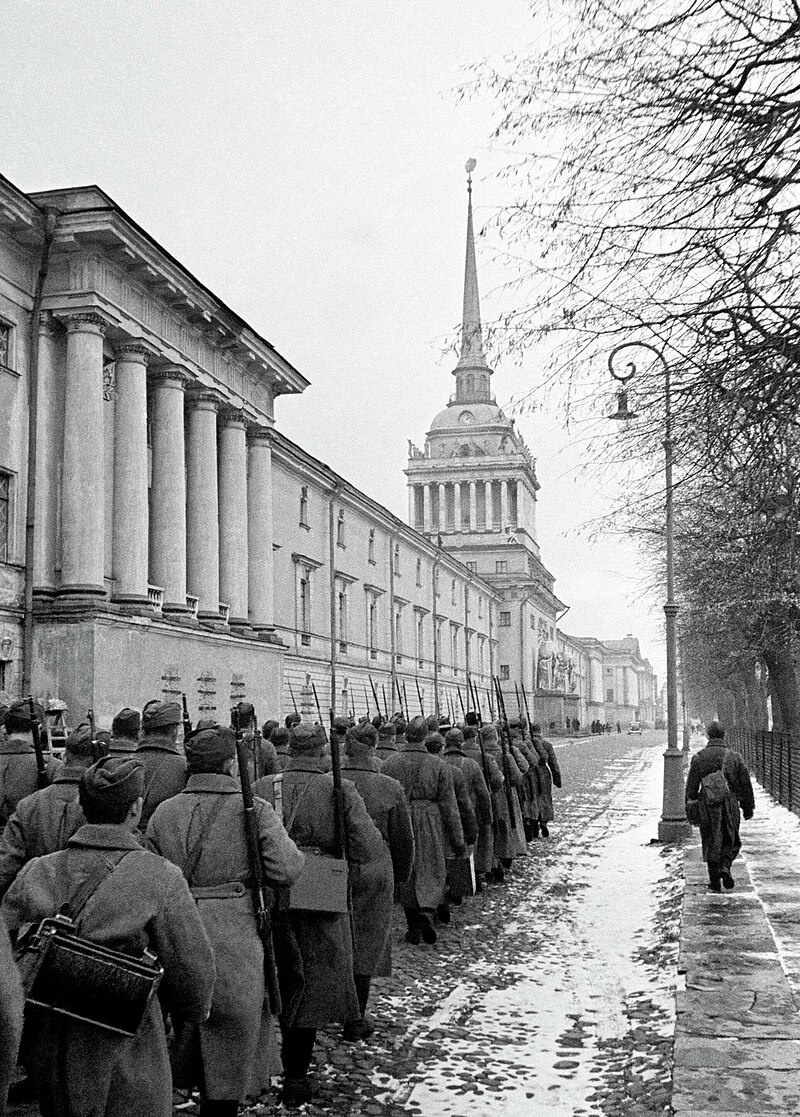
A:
685,721,754,892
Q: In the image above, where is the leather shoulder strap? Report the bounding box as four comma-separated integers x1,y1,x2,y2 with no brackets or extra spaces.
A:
59,850,132,924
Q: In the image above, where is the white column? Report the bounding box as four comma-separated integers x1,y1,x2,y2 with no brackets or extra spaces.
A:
33,314,60,596
149,367,189,614
438,482,447,533
186,392,221,621
407,484,415,527
484,479,493,531
501,480,509,531
469,481,477,531
218,407,249,627
247,426,274,631
517,481,525,532
112,343,150,603
423,484,432,533
60,313,107,596
453,481,462,533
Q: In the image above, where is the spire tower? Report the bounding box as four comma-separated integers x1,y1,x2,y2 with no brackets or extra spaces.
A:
454,159,492,403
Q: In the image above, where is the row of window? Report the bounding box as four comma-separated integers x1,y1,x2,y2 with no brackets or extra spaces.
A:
300,489,504,594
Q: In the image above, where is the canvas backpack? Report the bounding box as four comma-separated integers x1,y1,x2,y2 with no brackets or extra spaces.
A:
702,756,730,807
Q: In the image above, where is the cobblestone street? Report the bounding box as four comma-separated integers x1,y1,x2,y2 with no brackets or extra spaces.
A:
246,733,682,1116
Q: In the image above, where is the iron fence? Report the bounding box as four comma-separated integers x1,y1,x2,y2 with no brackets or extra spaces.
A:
729,727,799,813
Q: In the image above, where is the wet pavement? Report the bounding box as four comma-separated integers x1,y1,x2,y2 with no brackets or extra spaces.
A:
259,733,681,1116
7,733,682,1117
674,779,800,1116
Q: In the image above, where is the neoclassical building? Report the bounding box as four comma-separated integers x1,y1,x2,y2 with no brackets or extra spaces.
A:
0,166,654,729
0,172,498,726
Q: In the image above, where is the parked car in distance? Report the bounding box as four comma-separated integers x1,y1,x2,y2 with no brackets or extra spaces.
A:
628,722,643,734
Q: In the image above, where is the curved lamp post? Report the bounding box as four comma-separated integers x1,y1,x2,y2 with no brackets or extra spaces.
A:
608,342,691,842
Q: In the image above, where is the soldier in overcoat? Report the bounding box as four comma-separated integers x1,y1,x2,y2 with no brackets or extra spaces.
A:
340,721,414,1039
269,726,290,772
0,700,48,829
2,756,215,1117
147,724,305,1115
135,700,188,827
108,708,140,756
381,716,465,945
253,722,385,1107
0,723,99,897
529,723,563,837
479,725,526,876
443,727,492,884
231,702,279,781
375,719,398,764
461,724,501,877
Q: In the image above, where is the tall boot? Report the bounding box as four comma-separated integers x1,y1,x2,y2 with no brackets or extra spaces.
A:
404,907,421,944
200,1102,239,1117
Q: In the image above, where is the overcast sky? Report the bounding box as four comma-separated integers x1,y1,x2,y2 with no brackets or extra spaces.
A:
0,0,667,680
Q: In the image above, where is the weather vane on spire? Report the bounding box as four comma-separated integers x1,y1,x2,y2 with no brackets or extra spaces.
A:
465,157,476,194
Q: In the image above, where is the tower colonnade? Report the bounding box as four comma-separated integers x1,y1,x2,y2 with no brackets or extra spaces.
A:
34,310,276,633
409,478,520,535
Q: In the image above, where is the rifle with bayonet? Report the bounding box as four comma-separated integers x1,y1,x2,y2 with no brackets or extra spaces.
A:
288,681,299,718
311,682,327,742
468,679,494,827
415,677,424,715
28,696,48,790
232,707,282,1017
182,694,193,742
493,677,519,832
401,680,410,723
369,676,381,723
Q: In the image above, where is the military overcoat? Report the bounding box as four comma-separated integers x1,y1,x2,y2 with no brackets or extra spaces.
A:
0,765,86,897
147,772,305,1100
462,741,502,872
0,735,42,830
341,753,414,975
254,756,385,1027
381,741,465,909
135,736,188,827
530,735,562,823
443,748,493,871
482,738,527,859
2,823,215,1117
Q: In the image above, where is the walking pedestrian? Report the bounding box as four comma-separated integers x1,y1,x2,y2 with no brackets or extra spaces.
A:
0,722,99,897
2,756,215,1117
528,723,563,839
382,716,465,944
135,700,188,827
340,721,414,1040
0,700,48,829
147,723,305,1116
685,721,754,892
253,722,384,1107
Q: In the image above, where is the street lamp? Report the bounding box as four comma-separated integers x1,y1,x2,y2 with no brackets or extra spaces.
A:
607,342,691,842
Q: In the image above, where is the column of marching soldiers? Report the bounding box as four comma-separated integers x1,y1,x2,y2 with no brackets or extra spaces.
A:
0,679,562,1117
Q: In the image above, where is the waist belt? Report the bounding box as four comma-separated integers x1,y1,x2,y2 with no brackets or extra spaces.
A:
190,882,247,900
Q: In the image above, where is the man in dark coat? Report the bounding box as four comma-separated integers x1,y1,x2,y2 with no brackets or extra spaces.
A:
426,731,476,920
375,720,398,764
382,717,465,945
0,915,23,1117
0,700,48,829
147,724,305,1116
461,724,501,878
2,756,215,1117
231,702,279,782
253,722,384,1107
108,707,141,755
135,700,187,827
529,723,563,838
443,727,492,894
0,723,99,897
341,722,414,1039
685,721,755,891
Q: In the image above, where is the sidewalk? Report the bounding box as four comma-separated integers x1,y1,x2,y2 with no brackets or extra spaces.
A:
674,782,800,1115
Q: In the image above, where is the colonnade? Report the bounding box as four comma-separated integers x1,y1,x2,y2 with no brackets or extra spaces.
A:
34,312,274,632
409,478,518,535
